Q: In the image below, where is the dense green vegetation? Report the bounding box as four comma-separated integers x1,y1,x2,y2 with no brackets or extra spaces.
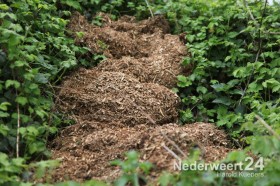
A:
0,0,279,185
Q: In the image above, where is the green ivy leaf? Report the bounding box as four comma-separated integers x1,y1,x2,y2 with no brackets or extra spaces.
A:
34,73,50,84
211,83,227,92
226,151,246,162
262,78,280,92
0,4,9,11
158,172,175,186
5,80,20,89
177,75,192,87
35,109,47,119
61,0,82,10
251,136,278,157
233,67,247,78
15,96,28,106
186,35,195,43
0,111,9,118
0,124,9,136
114,176,129,186
139,161,153,174
0,102,11,111
0,12,17,21
213,96,232,106
272,85,280,93
75,32,85,38
29,141,45,154
196,86,207,94
13,60,28,67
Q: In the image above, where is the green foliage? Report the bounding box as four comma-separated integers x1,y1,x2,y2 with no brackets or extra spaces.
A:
54,180,109,186
111,151,153,186
0,0,90,184
0,152,25,184
147,0,280,185
154,0,280,132
158,149,218,186
57,0,151,20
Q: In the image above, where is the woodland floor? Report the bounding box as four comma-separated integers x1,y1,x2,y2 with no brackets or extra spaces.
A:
49,13,234,183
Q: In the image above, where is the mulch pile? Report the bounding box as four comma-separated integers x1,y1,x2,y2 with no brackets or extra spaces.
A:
57,69,180,125
50,12,234,183
51,122,232,182
68,12,189,88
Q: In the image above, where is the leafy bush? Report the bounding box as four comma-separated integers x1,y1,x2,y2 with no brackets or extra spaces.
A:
147,0,280,185
155,0,280,132
0,0,151,184
0,0,89,184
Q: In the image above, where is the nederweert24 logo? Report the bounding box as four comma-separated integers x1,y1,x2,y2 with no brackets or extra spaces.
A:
174,156,265,178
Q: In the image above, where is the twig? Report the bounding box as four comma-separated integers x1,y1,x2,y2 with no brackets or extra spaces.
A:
263,31,280,35
162,144,182,162
238,47,261,105
160,130,186,158
16,103,20,158
255,115,280,140
232,138,243,148
238,0,268,105
165,69,176,77
144,0,154,18
131,102,157,125
243,0,257,24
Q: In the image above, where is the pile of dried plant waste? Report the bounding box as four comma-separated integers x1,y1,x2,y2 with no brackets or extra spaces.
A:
50,12,234,182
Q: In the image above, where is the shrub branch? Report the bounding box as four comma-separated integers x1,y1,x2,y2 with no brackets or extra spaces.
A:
255,115,280,140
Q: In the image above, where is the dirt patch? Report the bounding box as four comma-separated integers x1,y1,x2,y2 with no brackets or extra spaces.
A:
57,69,180,125
50,122,232,182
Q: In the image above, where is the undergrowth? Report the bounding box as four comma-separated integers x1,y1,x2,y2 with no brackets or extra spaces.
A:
0,0,279,185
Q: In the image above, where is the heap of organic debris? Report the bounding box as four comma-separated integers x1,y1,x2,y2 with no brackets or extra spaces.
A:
51,121,232,182
57,69,180,125
49,12,234,183
67,12,190,87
